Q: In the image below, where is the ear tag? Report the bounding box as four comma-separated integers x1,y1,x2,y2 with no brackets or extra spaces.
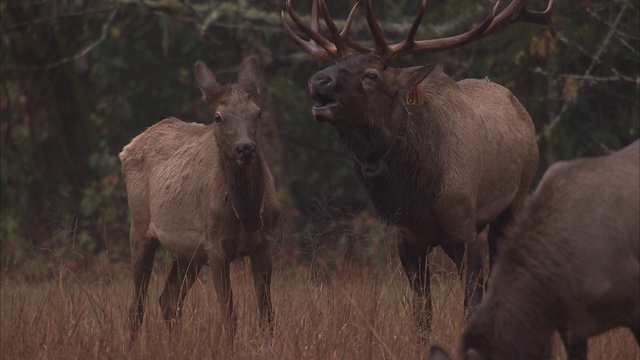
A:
406,84,425,105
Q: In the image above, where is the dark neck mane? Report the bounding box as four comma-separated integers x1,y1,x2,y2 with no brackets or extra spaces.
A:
337,95,444,225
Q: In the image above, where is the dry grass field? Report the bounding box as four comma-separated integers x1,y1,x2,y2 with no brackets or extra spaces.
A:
1,249,637,360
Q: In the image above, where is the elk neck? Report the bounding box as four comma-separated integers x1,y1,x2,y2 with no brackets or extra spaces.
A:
220,151,267,232
340,95,412,179
463,269,558,360
465,228,570,360
338,97,445,226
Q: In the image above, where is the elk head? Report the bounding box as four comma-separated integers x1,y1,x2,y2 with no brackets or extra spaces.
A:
282,0,552,168
195,56,262,166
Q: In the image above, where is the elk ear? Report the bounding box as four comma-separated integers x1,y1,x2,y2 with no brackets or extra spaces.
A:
194,61,220,97
400,63,436,88
238,56,260,89
429,345,453,360
238,56,261,99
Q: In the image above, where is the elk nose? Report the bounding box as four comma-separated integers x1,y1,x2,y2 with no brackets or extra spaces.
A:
309,73,335,93
235,142,256,159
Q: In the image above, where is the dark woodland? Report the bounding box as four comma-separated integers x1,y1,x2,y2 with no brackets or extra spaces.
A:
1,0,638,276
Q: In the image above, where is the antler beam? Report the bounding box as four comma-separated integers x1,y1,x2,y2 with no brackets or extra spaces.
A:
380,0,554,62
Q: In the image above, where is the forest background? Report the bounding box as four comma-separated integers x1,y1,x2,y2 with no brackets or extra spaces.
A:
1,0,638,277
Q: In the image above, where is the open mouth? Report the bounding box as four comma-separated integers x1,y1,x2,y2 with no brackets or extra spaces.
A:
311,93,338,123
312,94,338,110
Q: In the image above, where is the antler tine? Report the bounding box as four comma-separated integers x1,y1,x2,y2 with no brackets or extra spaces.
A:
405,0,428,45
527,0,553,25
383,0,428,62
281,0,338,59
342,3,373,54
310,0,319,32
318,0,350,58
484,0,554,35
364,0,390,57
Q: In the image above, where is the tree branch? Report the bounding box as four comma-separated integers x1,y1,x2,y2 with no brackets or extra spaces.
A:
537,1,631,142
2,8,117,71
0,8,115,33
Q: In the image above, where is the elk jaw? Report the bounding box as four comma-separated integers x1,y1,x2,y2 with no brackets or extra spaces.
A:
311,93,338,123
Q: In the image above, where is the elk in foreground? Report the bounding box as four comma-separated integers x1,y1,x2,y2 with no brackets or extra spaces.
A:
282,0,550,335
430,140,640,360
120,56,280,341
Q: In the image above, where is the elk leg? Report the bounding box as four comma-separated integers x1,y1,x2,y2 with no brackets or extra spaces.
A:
250,244,274,335
398,242,432,339
127,229,159,341
210,254,237,336
564,341,587,360
441,241,483,319
487,209,515,274
159,257,200,330
464,238,484,317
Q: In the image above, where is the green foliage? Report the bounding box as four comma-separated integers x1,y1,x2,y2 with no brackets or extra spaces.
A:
75,140,129,256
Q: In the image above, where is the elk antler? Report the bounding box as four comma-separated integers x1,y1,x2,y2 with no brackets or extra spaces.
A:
281,0,365,60
282,0,554,63
379,0,555,62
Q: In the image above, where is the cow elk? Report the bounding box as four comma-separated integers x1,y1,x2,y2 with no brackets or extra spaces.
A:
430,139,640,360
120,56,280,341
282,0,551,336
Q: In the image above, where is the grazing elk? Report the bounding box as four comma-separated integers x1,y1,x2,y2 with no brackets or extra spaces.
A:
429,139,640,360
282,0,550,335
120,56,280,341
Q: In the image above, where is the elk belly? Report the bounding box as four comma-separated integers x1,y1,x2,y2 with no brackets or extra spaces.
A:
148,222,208,262
233,231,264,257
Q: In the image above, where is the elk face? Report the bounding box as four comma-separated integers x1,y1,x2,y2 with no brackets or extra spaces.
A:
309,54,385,126
211,91,262,166
195,57,262,166
309,54,434,128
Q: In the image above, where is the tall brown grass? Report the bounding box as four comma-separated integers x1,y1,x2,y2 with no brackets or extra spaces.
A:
1,249,637,360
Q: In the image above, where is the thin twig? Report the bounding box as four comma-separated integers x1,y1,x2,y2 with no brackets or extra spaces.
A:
2,8,118,71
0,8,115,33
537,1,630,142
531,67,638,84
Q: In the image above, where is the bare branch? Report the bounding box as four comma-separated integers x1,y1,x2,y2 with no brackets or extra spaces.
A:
531,67,639,84
538,1,631,142
0,8,115,33
2,8,118,71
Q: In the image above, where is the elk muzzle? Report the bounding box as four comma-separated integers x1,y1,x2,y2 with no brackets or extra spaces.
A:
235,141,257,165
309,70,338,123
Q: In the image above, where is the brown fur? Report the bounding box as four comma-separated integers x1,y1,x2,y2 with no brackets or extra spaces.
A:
306,54,538,336
431,140,640,360
120,56,280,341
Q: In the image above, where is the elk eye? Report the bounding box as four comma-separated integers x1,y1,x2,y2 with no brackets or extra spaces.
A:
363,71,378,82
213,113,223,123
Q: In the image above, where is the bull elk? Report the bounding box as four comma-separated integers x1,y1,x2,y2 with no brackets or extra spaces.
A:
120,56,280,340
282,0,551,335
430,140,640,360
